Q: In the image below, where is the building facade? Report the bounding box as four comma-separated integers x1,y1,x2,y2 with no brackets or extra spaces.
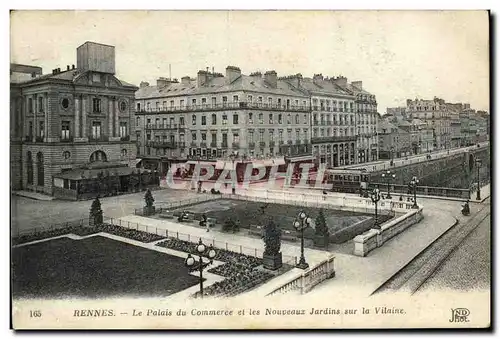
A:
135,67,312,175
10,42,138,196
405,97,452,150
377,120,411,159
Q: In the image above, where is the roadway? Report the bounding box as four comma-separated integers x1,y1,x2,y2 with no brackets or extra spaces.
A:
416,212,490,292
339,141,489,172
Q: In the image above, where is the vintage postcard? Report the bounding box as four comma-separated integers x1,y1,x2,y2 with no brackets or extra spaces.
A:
10,10,491,330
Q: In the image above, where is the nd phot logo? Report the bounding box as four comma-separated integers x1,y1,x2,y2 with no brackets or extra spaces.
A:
449,308,470,323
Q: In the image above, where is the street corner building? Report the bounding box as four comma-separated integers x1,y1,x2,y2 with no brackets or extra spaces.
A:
10,41,158,200
134,67,379,181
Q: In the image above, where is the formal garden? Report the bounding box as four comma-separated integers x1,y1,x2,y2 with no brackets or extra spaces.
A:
12,191,294,299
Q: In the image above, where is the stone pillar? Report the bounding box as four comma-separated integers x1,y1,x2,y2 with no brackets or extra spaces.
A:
81,95,88,138
74,96,81,138
33,94,38,138
108,97,114,137
44,92,49,141
114,99,119,137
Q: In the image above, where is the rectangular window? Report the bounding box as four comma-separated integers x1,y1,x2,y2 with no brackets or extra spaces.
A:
268,97,273,105
92,98,101,113
249,131,254,142
179,116,185,126
233,114,238,124
269,113,273,124
147,102,151,111
180,100,185,108
92,121,101,139
163,118,168,126
192,115,196,125
192,132,197,141
38,96,44,112
156,102,159,109
279,130,283,141
277,98,282,107
259,131,264,142
136,117,140,127
201,133,207,141
201,116,206,125
211,114,217,125
163,101,167,109
170,100,174,108
233,133,240,143
119,122,127,137
202,98,207,106
248,95,253,103
39,121,44,138
212,97,216,106
296,130,300,140
61,121,70,140
222,96,228,107
248,112,253,124
233,95,238,102
222,114,228,125
146,134,151,140
278,114,282,124
258,97,263,103
269,131,274,141
137,103,141,111
222,133,228,145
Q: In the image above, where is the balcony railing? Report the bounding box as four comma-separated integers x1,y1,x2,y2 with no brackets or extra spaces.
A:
311,136,357,143
137,102,310,114
248,142,255,148
200,142,207,148
259,141,266,147
89,136,110,142
120,135,130,141
269,141,276,147
210,142,218,148
145,123,186,130
221,143,228,148
146,140,177,148
232,142,240,149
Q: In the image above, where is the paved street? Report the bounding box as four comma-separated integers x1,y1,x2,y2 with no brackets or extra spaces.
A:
417,212,490,293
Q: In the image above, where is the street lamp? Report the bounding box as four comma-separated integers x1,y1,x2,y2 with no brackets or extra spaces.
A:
293,211,313,269
475,158,482,200
185,239,217,298
409,176,419,209
370,187,381,229
381,170,396,199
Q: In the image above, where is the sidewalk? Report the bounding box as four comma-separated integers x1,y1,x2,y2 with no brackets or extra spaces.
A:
117,194,468,298
13,190,54,201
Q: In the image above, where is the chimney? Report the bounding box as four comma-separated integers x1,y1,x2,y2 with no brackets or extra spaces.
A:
140,81,150,88
157,77,167,88
333,76,347,88
72,64,75,69
351,81,362,90
67,65,70,71
197,70,208,87
264,70,278,88
52,69,56,75
181,76,191,86
225,66,241,84
313,74,323,83
250,71,262,79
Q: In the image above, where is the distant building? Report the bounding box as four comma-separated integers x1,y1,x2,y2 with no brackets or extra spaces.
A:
377,119,411,159
10,41,147,199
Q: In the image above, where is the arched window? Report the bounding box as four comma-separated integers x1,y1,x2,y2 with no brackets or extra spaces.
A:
89,150,107,163
36,152,44,186
26,151,33,185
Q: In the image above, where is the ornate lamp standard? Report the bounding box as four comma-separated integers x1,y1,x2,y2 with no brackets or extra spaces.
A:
409,176,419,209
185,239,216,298
475,158,482,200
293,211,313,269
370,187,381,229
381,170,396,199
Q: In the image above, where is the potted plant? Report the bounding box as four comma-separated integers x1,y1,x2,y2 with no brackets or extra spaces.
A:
143,188,156,216
314,209,330,248
262,219,283,270
89,197,103,226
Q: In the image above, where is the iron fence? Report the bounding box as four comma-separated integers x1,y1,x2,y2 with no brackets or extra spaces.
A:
134,195,223,215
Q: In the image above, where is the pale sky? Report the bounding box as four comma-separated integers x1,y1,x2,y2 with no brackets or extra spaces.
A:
10,10,490,113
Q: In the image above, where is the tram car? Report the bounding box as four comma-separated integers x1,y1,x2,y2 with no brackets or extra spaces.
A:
324,168,371,196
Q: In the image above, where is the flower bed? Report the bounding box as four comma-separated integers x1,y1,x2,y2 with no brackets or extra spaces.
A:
156,238,278,297
13,223,165,246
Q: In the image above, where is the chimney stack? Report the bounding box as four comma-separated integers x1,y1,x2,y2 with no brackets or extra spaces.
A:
264,70,278,88
351,81,362,90
197,70,208,87
225,66,241,84
140,81,150,88
313,74,324,83
72,64,75,69
157,77,167,88
333,76,347,88
181,76,191,86
67,65,70,71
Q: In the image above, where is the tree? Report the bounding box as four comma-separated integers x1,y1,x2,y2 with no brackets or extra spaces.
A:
143,189,156,216
314,209,330,248
89,197,103,226
262,219,281,256
261,219,282,270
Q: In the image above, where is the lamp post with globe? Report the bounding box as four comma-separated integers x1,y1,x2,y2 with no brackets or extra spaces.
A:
381,170,396,199
185,239,216,298
409,176,419,209
293,211,313,270
370,187,381,229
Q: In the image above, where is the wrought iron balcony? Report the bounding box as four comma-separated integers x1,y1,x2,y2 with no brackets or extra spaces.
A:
137,102,310,114
311,135,357,144
248,142,255,148
146,140,177,148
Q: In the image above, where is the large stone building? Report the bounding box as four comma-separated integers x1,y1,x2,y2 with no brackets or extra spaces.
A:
135,69,379,174
10,41,139,197
405,97,452,150
135,67,313,175
377,119,411,159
